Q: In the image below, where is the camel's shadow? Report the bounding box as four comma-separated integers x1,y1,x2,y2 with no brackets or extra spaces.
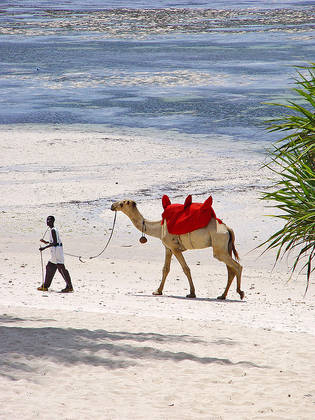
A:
135,294,246,303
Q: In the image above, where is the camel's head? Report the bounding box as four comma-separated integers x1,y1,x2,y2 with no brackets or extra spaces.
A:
111,199,137,213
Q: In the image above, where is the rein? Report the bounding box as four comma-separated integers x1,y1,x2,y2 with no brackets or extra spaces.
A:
63,211,117,263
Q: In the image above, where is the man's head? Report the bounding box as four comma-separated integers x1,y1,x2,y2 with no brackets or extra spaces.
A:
46,215,55,227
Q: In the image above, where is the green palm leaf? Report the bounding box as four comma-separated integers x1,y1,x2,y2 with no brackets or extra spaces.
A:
260,64,315,293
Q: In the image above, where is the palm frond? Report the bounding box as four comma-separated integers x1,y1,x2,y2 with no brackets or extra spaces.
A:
259,63,315,293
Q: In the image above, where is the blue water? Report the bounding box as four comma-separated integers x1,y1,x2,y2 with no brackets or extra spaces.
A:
0,0,314,141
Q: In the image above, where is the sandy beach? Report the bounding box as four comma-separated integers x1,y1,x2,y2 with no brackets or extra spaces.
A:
0,125,314,420
1,0,315,417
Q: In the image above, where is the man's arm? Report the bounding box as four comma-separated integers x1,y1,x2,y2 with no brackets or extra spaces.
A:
39,229,58,251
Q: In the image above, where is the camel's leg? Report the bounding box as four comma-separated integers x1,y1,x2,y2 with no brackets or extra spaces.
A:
236,264,244,300
218,266,236,300
152,247,172,296
214,250,244,300
173,250,196,298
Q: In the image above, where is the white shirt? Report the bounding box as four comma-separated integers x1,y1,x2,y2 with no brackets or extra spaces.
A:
49,227,64,264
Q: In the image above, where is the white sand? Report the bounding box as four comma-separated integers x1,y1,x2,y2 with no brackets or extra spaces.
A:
0,125,314,420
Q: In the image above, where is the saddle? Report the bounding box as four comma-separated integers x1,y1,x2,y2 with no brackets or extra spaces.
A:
161,194,222,235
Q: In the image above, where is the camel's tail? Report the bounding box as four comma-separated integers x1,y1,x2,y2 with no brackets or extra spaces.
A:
227,227,240,261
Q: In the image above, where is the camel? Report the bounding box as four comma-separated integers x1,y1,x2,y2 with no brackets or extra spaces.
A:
111,199,244,300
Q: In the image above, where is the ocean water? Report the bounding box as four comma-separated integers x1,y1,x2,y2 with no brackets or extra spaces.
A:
0,0,314,143
0,0,314,216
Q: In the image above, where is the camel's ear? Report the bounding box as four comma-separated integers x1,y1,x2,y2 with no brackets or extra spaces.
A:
162,195,171,209
184,194,192,209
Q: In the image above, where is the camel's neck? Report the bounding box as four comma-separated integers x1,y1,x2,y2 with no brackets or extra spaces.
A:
123,207,162,239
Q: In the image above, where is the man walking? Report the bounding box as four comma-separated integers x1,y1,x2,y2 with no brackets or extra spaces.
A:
37,215,74,293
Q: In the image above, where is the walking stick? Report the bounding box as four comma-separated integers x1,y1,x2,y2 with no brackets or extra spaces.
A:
39,227,48,287
40,250,45,286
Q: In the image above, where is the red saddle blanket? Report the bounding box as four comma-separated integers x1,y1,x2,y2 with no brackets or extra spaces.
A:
161,194,222,235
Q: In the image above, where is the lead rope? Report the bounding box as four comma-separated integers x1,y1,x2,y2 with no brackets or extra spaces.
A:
63,211,117,263
88,211,117,260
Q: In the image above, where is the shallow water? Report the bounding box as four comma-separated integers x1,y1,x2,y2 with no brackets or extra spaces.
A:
0,0,314,143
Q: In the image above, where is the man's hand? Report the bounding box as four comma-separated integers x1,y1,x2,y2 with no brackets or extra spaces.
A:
39,246,46,252
40,239,48,244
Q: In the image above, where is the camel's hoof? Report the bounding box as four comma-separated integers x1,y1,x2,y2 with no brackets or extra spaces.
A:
217,295,226,300
239,291,245,300
186,293,196,298
152,290,162,296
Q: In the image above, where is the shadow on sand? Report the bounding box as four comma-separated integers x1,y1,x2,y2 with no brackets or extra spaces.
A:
0,313,265,381
135,294,246,303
